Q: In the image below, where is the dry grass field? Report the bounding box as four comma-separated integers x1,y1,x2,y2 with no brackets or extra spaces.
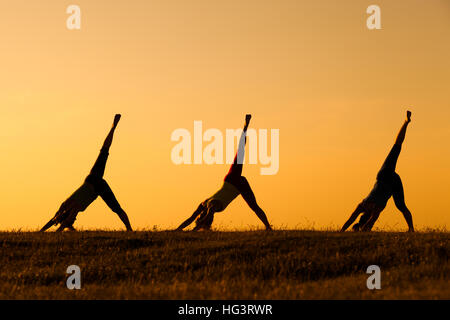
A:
0,230,448,299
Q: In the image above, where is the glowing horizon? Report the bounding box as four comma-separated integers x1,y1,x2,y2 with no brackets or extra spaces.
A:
0,0,449,231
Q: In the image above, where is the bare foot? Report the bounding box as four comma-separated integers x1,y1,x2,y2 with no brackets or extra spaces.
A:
114,114,121,127
245,114,252,130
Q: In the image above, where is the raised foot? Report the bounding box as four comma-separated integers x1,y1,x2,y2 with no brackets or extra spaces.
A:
114,114,121,126
244,114,252,130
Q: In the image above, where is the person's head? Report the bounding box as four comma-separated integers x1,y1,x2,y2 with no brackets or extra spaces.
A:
195,200,220,230
355,211,371,230
352,222,361,231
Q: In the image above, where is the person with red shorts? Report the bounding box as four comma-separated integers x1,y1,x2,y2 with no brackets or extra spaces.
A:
176,114,272,231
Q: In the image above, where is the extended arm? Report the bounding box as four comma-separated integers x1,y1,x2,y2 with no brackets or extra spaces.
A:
340,203,364,232
176,203,205,230
40,216,58,232
40,198,79,232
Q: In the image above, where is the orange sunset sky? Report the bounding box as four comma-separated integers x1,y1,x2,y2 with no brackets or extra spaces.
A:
0,0,449,231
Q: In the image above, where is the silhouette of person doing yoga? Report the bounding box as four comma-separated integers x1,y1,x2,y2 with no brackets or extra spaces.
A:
41,114,132,232
341,111,414,232
176,114,272,231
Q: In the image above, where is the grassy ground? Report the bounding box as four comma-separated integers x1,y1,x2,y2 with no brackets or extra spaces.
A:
0,230,448,299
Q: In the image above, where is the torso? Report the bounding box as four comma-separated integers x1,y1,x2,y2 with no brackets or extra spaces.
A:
207,181,241,212
69,182,99,212
364,175,395,208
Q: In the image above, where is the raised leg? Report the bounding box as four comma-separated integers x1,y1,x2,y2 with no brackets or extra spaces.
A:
89,114,121,178
395,111,411,146
378,111,411,176
224,114,251,182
